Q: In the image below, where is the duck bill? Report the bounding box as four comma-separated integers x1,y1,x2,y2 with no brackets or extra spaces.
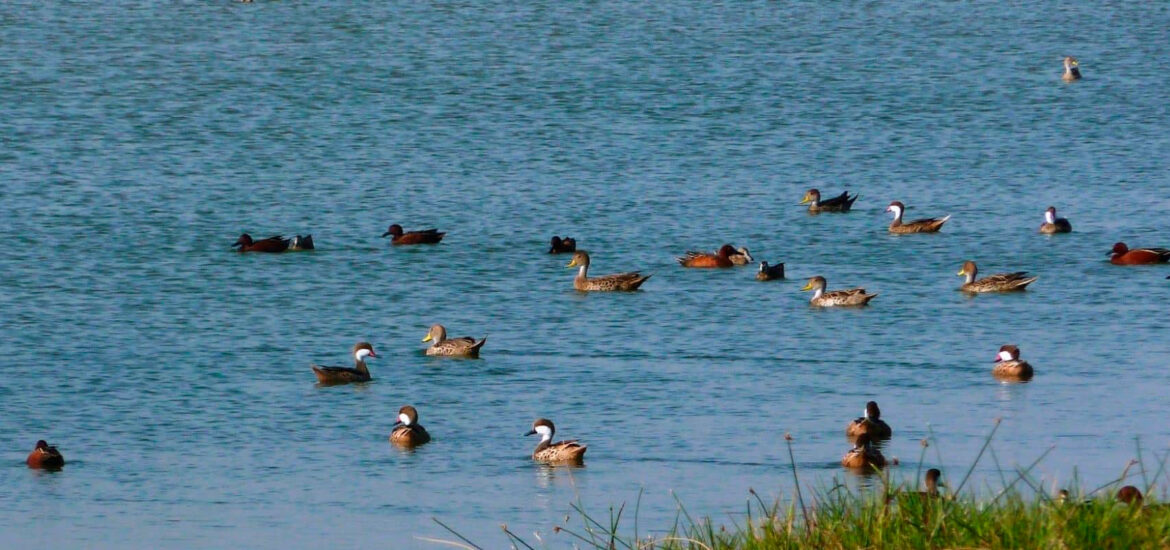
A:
421,334,432,343
800,283,813,291
381,231,391,237
956,269,966,276
566,259,579,268
799,196,811,204
525,429,537,436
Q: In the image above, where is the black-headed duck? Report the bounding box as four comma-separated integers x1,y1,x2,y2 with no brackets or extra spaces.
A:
526,418,586,464
390,405,431,447
549,236,577,254
957,261,1037,293
382,224,445,245
566,251,650,291
886,201,951,233
801,188,858,213
992,344,1034,381
26,440,64,470
756,261,785,281
289,234,314,251
311,342,377,385
801,276,877,307
1039,207,1072,234
422,324,486,357
846,401,892,440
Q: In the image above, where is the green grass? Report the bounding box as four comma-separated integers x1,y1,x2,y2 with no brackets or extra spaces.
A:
429,424,1170,549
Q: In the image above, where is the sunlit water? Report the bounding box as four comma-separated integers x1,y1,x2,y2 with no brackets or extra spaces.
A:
3,1,1170,548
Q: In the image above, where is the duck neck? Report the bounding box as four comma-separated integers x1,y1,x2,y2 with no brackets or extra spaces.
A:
534,434,552,453
353,358,369,375
1044,211,1056,224
925,477,938,495
812,287,824,300
964,271,976,284
890,208,903,225
576,264,588,280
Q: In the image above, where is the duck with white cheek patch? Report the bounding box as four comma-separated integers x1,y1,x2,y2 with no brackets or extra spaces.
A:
992,345,1034,381
526,418,587,464
390,405,431,447
311,342,377,385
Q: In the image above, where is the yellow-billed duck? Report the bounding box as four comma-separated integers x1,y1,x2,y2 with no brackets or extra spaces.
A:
957,261,1037,293
422,324,486,357
566,251,650,291
390,405,431,447
1039,207,1072,234
801,276,877,307
311,342,377,385
846,401,892,440
526,418,587,464
801,188,858,213
1062,56,1082,82
992,344,1034,381
886,201,951,233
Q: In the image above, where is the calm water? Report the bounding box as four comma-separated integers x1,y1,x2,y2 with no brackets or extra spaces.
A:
3,1,1170,548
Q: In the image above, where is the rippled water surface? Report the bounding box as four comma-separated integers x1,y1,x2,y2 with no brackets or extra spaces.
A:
3,1,1170,548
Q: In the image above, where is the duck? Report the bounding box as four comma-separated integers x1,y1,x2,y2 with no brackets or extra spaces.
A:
311,342,377,385
382,224,445,245
233,233,290,253
801,188,858,213
1062,56,1082,82
390,405,431,447
288,234,315,250
1117,485,1143,506
957,261,1038,293
885,201,951,234
566,251,651,291
26,440,65,470
846,401,892,440
729,247,754,265
422,324,486,357
801,276,877,307
1109,242,1170,265
992,344,1034,381
1039,207,1072,234
841,434,886,470
526,418,587,464
756,261,785,281
919,468,944,497
549,236,577,254
677,244,740,268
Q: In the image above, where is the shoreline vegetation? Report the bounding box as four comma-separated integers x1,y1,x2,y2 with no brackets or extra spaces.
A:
430,422,1170,549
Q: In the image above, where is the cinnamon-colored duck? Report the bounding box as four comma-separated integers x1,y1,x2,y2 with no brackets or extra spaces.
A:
885,201,951,234
801,188,858,213
566,251,650,291
841,434,886,470
1109,242,1170,265
526,418,587,464
549,236,577,254
1039,207,1072,234
311,342,377,385
846,401,892,440
233,234,290,253
677,244,740,268
992,344,1034,381
390,405,431,447
382,224,445,245
26,440,65,470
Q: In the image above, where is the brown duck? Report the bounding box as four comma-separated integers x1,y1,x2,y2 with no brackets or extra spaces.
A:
390,405,431,447
311,342,377,385
566,251,650,291
846,401,892,440
1062,56,1082,82
886,201,951,233
549,236,577,254
26,440,65,470
841,433,886,470
801,188,858,213
1039,207,1072,234
992,345,1034,381
233,234,290,253
382,224,445,245
422,324,486,357
957,261,1037,293
526,418,587,464
801,276,877,307
677,244,740,268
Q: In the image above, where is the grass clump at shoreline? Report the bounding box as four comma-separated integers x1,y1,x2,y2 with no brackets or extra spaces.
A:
429,424,1170,549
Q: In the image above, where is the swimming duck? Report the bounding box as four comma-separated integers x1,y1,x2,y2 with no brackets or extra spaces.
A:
526,418,587,464
992,344,1034,381
26,440,64,470
920,468,943,497
566,251,651,291
1109,242,1170,265
756,261,785,281
549,236,577,254
422,324,486,357
841,434,886,470
382,224,446,245
729,247,754,265
233,233,290,253
801,188,858,213
1039,207,1072,234
390,405,431,447
311,342,377,385
957,261,1038,293
677,244,740,268
1118,485,1143,505
1062,56,1082,82
846,401,892,440
289,234,315,250
886,201,951,234
801,276,877,307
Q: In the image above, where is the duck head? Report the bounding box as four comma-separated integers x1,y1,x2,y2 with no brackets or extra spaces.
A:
1044,207,1057,224
800,188,821,205
800,276,827,293
352,342,377,362
233,234,254,248
995,345,1020,363
864,401,881,420
394,405,420,427
957,260,978,280
734,247,753,262
526,418,555,440
422,324,447,343
566,251,591,269
381,224,405,238
1109,242,1129,256
885,201,906,220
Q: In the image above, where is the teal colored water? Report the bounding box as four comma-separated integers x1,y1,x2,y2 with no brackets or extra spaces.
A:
3,2,1170,548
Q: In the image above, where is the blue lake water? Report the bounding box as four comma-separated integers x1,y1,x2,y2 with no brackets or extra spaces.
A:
3,1,1170,548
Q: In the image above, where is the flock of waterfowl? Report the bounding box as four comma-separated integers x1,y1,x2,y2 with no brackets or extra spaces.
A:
23,57,1170,510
